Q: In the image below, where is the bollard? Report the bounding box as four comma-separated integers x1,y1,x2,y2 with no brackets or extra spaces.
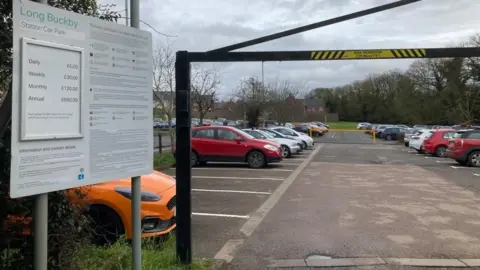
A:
158,133,163,153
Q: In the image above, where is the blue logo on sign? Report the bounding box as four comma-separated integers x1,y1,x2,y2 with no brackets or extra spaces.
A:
78,168,85,180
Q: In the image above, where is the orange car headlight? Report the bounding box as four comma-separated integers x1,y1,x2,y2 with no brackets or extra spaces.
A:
114,187,161,202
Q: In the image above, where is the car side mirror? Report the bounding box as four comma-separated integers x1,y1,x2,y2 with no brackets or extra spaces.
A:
234,137,242,144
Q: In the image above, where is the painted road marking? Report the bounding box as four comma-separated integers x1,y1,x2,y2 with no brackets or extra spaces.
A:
474,173,480,177
450,166,478,170
276,162,302,166
192,212,250,219
436,160,452,164
192,188,272,195
171,176,284,181
331,132,336,138
192,167,294,172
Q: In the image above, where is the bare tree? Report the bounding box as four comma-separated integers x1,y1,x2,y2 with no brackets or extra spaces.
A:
267,78,305,123
234,77,270,127
191,67,220,124
152,41,176,151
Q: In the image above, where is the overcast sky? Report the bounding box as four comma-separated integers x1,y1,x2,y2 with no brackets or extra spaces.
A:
100,0,480,99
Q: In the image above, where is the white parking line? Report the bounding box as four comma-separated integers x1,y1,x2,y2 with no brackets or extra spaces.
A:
192,212,250,219
331,132,336,138
436,160,452,164
171,176,285,181
192,188,272,195
474,173,480,177
408,150,417,153
192,167,293,172
276,163,302,166
450,166,477,170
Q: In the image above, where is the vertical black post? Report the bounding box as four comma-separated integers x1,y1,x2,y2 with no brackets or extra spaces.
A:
175,51,192,264
158,133,162,153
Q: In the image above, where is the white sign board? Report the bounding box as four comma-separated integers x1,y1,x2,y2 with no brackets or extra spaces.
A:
11,0,153,198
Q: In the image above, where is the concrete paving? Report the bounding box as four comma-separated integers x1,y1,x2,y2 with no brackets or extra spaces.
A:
227,132,480,269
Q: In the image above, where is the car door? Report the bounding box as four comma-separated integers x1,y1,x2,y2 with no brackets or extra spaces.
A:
213,128,248,162
192,128,216,159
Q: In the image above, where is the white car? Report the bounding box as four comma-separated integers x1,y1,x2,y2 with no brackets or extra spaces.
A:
357,122,370,129
269,127,314,149
242,129,300,158
409,129,433,153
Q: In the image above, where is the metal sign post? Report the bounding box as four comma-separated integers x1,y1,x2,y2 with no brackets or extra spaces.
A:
129,0,142,268
30,0,49,267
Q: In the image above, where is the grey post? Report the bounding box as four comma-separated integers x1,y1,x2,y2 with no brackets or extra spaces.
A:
125,0,129,26
129,0,142,269
31,0,49,266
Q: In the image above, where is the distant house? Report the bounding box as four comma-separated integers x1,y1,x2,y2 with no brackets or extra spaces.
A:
279,95,327,121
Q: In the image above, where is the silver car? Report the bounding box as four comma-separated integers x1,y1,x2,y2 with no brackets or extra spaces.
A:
242,129,300,158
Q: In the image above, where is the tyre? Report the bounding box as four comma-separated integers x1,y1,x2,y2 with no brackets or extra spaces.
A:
247,150,266,168
404,142,408,147
302,141,308,149
191,151,198,167
386,135,392,141
417,146,424,154
89,205,124,245
434,146,447,157
281,145,291,158
468,151,480,167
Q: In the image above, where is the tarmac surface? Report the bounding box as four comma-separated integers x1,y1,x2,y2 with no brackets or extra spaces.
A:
163,151,314,259
163,130,480,269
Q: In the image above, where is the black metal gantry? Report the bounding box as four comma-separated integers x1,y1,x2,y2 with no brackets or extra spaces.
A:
174,0,480,264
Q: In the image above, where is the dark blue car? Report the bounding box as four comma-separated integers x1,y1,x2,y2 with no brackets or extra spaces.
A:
382,127,406,141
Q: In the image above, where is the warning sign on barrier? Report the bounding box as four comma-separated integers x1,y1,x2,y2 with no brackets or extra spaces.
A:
311,49,427,60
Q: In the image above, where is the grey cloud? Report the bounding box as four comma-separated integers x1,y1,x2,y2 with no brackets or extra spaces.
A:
100,0,480,99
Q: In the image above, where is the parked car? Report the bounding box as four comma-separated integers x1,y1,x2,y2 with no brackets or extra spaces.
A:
292,124,311,135
404,128,421,147
311,121,329,130
269,127,315,149
446,129,480,166
375,125,391,138
6,171,177,244
181,126,283,168
242,129,300,158
259,128,305,150
357,122,371,129
409,129,434,153
382,127,406,141
422,129,455,157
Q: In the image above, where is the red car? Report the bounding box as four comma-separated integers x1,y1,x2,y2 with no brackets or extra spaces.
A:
176,126,283,168
422,129,455,157
446,129,480,166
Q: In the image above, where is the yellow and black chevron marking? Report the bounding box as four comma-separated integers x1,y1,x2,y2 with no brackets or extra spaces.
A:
311,49,427,60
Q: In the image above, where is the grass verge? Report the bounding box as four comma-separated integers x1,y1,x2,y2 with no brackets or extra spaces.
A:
154,152,176,170
326,121,358,130
76,236,213,270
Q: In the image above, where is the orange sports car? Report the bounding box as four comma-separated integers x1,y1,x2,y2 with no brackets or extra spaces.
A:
6,170,176,244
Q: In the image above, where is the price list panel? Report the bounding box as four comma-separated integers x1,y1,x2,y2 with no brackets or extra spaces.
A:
20,38,84,141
